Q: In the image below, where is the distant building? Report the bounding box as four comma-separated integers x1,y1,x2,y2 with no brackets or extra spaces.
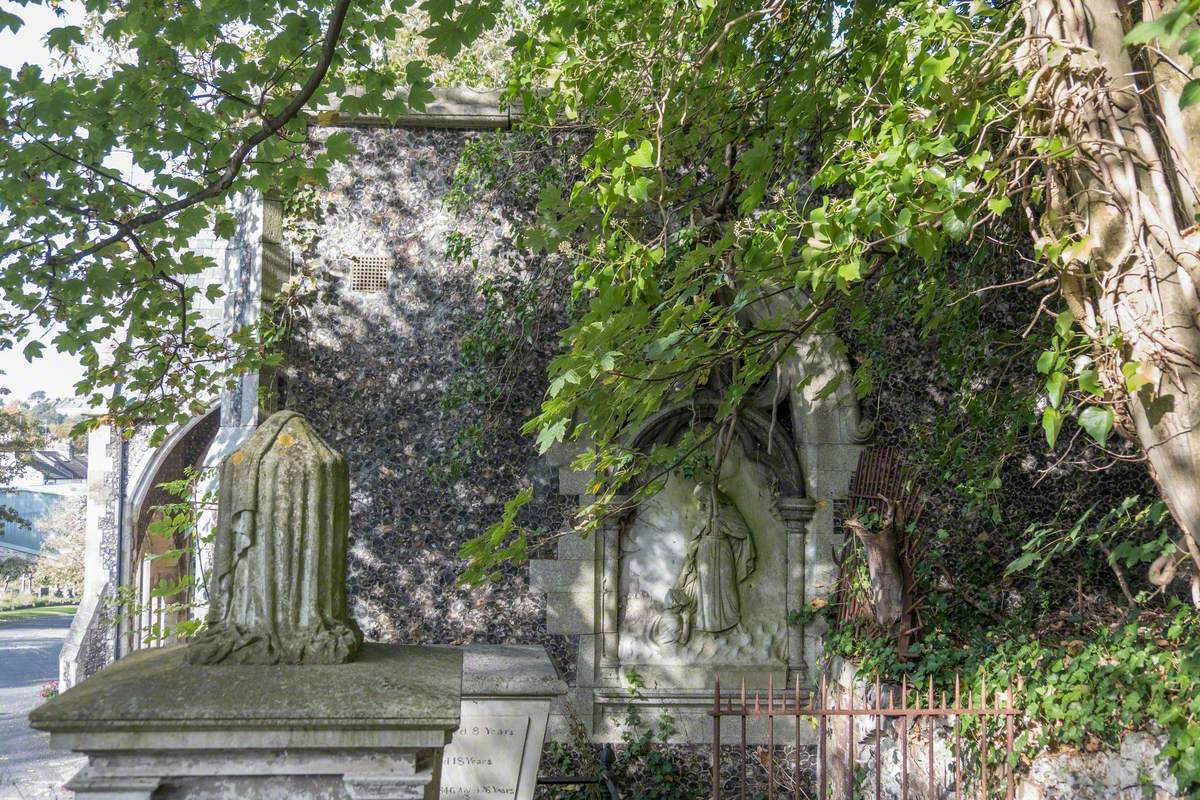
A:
0,446,87,559
0,483,83,559
21,448,88,485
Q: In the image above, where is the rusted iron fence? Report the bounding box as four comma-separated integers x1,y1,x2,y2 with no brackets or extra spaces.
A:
710,673,1021,799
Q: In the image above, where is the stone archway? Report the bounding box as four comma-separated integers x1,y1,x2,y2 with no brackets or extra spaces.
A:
122,407,220,653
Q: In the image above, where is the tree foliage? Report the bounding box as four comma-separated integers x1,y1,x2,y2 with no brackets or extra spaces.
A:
0,0,500,439
31,494,85,594
448,0,1200,600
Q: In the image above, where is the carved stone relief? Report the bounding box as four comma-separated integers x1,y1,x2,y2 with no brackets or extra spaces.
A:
617,436,791,668
533,289,864,743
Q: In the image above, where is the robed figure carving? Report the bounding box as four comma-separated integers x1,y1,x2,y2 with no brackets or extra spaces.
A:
187,411,363,665
665,483,756,644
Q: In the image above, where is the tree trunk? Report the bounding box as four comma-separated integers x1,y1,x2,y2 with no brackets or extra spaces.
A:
1021,0,1200,601
845,501,908,638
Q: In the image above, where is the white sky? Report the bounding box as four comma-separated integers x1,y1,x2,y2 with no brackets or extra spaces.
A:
0,2,88,400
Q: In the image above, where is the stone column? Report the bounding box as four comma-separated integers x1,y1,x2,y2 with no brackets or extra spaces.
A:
780,495,816,683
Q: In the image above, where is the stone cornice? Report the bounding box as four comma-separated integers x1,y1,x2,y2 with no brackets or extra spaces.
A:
313,87,517,130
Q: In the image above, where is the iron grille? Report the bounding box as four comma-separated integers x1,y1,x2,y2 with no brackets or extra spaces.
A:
349,255,391,293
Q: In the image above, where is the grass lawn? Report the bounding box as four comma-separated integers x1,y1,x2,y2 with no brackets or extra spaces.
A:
0,604,78,622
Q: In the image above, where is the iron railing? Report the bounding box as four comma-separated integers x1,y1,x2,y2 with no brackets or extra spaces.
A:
710,673,1021,800
537,743,621,799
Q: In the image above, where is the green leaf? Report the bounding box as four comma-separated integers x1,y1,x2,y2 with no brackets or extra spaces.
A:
0,8,22,33
1006,551,1038,575
535,418,569,454
1043,406,1063,448
987,196,1011,215
22,341,45,362
46,25,84,53
1054,309,1073,337
323,131,356,161
423,19,470,58
1122,361,1152,393
1079,406,1114,447
942,208,969,240
1078,369,1103,397
837,259,861,281
1181,79,1200,109
1036,350,1055,375
627,175,653,202
626,140,655,168
1046,372,1067,409
405,60,435,111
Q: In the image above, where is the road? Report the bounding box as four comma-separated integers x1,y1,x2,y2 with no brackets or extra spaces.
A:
0,614,83,800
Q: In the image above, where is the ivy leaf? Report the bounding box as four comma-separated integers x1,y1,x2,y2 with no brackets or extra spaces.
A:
626,140,655,168
1122,361,1152,393
1005,550,1038,575
1046,371,1066,409
1043,406,1063,448
1054,309,1073,337
942,208,969,240
987,196,1011,215
1181,79,1200,109
627,175,653,202
1079,406,1114,447
1036,350,1055,375
1078,369,1103,397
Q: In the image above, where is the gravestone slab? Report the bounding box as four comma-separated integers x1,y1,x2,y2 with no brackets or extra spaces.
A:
439,645,567,800
30,644,463,800
441,715,530,798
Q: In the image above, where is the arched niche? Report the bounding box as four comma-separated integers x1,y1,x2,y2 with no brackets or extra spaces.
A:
607,398,807,681
533,286,865,741
123,407,220,652
628,400,804,498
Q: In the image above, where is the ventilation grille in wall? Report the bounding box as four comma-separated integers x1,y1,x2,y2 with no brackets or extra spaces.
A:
349,255,391,293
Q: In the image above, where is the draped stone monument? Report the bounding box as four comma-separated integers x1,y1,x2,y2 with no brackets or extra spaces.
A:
32,410,462,800
187,410,362,665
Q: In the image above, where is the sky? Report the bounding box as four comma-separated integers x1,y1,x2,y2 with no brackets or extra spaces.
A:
0,2,88,401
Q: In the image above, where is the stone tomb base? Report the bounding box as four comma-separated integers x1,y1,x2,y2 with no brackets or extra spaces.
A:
440,645,567,800
29,644,463,800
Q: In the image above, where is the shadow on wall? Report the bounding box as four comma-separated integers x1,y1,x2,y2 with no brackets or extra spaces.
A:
283,125,575,671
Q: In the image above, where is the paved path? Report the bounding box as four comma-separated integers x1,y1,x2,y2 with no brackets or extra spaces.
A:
0,615,83,800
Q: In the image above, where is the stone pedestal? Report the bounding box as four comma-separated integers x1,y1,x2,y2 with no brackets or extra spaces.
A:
30,644,463,800
439,645,567,800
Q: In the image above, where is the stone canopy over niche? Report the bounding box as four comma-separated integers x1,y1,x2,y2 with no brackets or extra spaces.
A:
532,289,866,744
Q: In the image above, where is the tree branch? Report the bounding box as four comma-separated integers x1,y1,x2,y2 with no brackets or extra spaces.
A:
46,0,355,269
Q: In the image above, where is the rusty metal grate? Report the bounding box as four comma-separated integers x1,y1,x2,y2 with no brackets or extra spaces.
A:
834,447,928,658
711,673,1021,800
349,255,391,293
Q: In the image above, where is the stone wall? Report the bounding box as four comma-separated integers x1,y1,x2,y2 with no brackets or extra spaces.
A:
60,425,131,687
280,114,864,746
282,123,573,667
824,660,1184,800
